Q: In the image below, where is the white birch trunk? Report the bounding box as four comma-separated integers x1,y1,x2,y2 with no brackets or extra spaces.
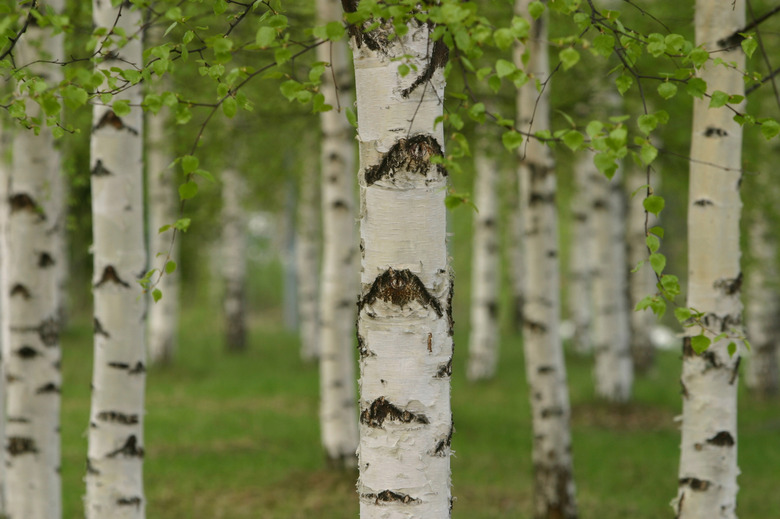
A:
296,146,321,362
506,168,526,332
515,1,577,516
317,0,359,466
626,165,657,373
745,215,779,396
221,169,248,352
673,2,745,516
146,101,179,365
591,163,633,402
466,147,501,381
347,10,453,517
3,2,64,516
0,124,7,517
568,154,595,354
86,1,147,517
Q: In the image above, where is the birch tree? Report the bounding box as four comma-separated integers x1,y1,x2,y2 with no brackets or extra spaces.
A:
221,168,249,352
568,153,595,354
344,1,454,515
317,0,359,466
0,123,6,517
673,1,745,516
86,0,147,516
515,0,577,515
2,1,64,516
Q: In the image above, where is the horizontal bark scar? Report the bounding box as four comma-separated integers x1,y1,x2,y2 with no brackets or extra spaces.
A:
16,345,40,358
38,252,56,267
106,435,144,458
7,436,39,456
98,411,139,425
10,283,32,299
361,490,421,505
116,496,142,507
90,159,113,176
432,424,453,456
713,272,742,295
706,431,735,447
679,477,711,491
36,383,60,394
108,361,146,374
360,268,443,317
524,319,548,334
11,316,60,346
435,357,452,378
94,318,111,338
361,396,429,428
10,193,42,215
364,135,446,186
401,39,448,98
693,199,713,206
94,109,139,135
704,126,727,137
95,266,131,288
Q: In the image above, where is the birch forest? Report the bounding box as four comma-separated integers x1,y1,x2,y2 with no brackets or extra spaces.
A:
2,0,780,518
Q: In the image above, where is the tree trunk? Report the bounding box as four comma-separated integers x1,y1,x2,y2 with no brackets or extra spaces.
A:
86,1,147,517
506,165,525,333
347,8,454,517
673,2,745,517
466,146,501,381
568,153,595,354
515,1,577,516
146,84,179,365
0,125,6,517
296,140,321,362
317,0,359,467
625,165,657,373
221,168,248,352
3,2,64,516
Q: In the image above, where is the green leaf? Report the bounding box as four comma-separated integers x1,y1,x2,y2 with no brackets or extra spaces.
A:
222,97,237,118
646,234,660,253
686,77,707,99
325,21,345,41
727,342,737,357
660,274,680,297
760,119,780,140
688,47,709,67
559,47,580,71
63,85,88,109
174,218,191,232
502,130,523,151
398,63,410,77
690,334,711,354
495,59,515,78
488,75,501,93
592,33,613,57
709,90,729,108
279,80,301,101
165,260,177,274
741,36,757,59
675,307,692,323
616,73,633,95
493,28,514,50
586,120,603,137
193,169,215,183
657,82,677,100
649,252,666,274
345,107,358,128
256,26,276,48
528,1,545,19
643,195,665,215
640,142,658,165
649,226,664,238
152,288,163,303
179,181,198,200
594,153,617,179
562,130,584,151
637,114,658,135
112,99,131,117
631,260,645,273
182,155,199,173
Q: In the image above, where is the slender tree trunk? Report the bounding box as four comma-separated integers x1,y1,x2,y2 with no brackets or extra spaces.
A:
467,146,501,381
346,7,454,516
745,215,779,396
3,2,64,516
146,89,179,365
568,153,595,354
673,2,745,517
515,1,577,516
86,1,146,517
506,168,525,333
296,140,321,362
626,165,657,373
221,169,248,352
317,0,359,467
0,125,7,517
282,180,299,331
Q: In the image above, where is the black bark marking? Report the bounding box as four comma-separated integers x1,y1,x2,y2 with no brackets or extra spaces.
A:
17,345,39,358
541,407,565,418
106,361,145,374
432,424,454,457
106,435,144,458
37,252,56,268
94,318,111,338
538,365,555,374
90,159,113,176
9,193,40,214
706,431,735,447
592,198,608,210
7,436,38,456
7,416,30,423
529,192,555,205
729,357,741,385
486,301,498,319
94,109,139,135
117,496,142,507
97,411,139,425
361,397,429,428
332,200,348,210
86,458,100,475
714,272,742,295
10,283,32,299
446,276,454,337
95,265,131,288
361,490,420,505
360,268,443,317
364,135,446,186
36,382,60,394
693,199,714,206
683,337,694,358
704,126,727,137
108,361,130,370
679,477,711,491
401,39,449,98
37,316,60,346
546,249,558,258
524,319,548,334
129,361,146,374
435,358,453,378
356,332,372,358
680,380,689,399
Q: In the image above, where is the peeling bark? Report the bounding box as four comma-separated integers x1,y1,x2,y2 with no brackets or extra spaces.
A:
673,2,745,517
86,1,147,517
515,1,577,517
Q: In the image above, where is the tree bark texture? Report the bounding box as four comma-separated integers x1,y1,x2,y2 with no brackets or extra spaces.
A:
221,168,249,352
515,1,577,517
673,2,745,517
506,162,526,333
317,0,360,466
625,165,657,373
568,153,595,354
0,125,7,517
86,1,147,517
347,9,454,517
466,147,501,381
3,2,64,516
296,143,321,362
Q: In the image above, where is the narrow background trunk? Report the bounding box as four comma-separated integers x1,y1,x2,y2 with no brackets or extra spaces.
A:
568,154,595,354
221,168,249,352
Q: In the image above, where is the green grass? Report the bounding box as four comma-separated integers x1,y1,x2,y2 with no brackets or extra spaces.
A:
59,298,780,518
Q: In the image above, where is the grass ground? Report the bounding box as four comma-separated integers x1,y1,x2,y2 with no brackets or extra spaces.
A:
59,291,780,518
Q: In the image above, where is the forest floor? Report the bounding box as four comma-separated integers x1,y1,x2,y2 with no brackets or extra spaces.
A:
59,297,780,519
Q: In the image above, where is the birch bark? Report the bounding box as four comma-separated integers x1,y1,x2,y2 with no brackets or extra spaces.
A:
507,166,525,332
86,1,147,516
0,124,7,516
221,168,248,352
3,2,64,516
296,146,321,362
568,153,595,354
466,146,501,381
317,0,359,466
673,2,745,517
346,5,454,516
515,1,577,516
